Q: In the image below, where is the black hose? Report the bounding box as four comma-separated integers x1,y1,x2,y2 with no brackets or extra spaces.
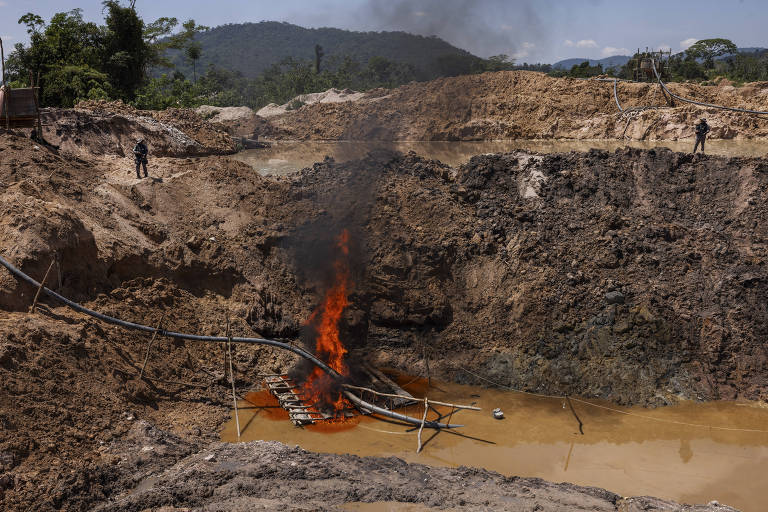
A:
613,79,623,112
0,253,461,429
651,59,768,115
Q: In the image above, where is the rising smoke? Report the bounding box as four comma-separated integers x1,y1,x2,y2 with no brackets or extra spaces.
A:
354,0,551,59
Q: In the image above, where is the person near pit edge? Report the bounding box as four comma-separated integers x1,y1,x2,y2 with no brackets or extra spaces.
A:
693,118,710,154
133,138,149,178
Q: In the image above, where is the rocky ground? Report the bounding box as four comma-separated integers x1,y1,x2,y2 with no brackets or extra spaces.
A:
1,96,766,510
256,71,768,141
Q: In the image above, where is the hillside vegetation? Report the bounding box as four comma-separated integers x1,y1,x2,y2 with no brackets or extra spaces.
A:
161,21,478,80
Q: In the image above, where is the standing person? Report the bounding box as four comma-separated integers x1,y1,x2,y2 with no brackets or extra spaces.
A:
133,138,149,178
693,118,710,154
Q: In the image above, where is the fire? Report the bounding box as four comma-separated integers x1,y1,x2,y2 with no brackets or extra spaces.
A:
302,229,353,415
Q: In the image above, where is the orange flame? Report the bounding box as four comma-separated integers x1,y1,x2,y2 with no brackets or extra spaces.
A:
302,229,353,415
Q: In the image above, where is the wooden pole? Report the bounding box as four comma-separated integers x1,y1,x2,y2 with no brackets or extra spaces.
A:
29,259,55,314
342,384,480,411
417,397,429,453
423,344,431,389
138,314,165,380
226,316,241,441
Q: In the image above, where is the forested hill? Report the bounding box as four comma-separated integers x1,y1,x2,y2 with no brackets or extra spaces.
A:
162,21,478,79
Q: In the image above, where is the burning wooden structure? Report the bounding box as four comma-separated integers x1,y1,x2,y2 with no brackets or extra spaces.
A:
265,363,418,426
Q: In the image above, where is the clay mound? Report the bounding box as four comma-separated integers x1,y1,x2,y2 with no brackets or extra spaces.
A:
256,87,368,118
40,100,237,158
265,70,768,141
196,104,277,138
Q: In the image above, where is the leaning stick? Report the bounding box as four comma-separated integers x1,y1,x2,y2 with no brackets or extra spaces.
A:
342,384,480,411
139,313,165,380
417,397,429,453
29,259,55,314
226,317,241,441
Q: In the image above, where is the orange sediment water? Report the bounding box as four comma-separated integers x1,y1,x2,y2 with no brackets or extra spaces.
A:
224,373,768,512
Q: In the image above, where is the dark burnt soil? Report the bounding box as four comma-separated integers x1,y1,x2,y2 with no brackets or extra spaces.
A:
92,440,736,512
286,149,768,407
0,126,766,510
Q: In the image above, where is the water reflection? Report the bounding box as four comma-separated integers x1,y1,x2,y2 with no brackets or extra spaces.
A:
679,438,694,464
233,140,768,176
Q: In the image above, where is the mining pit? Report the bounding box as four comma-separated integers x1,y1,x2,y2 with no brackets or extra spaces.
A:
2,75,768,511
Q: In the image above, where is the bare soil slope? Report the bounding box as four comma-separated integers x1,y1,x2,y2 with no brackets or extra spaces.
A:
41,100,237,157
264,71,768,141
1,110,767,510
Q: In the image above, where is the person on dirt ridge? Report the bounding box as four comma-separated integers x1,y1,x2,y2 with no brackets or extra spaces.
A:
693,118,710,154
133,138,149,178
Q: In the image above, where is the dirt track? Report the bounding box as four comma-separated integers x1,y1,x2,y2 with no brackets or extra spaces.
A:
262,71,768,141
1,99,766,510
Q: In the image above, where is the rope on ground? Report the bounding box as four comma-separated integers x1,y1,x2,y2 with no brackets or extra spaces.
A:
651,59,768,116
451,362,768,434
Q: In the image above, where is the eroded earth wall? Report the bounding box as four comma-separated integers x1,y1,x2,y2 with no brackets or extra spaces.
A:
1,124,765,510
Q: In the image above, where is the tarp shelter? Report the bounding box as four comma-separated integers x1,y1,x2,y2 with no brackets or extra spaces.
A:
0,85,41,129
1,35,41,130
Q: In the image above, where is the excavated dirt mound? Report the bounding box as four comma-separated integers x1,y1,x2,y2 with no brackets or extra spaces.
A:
40,100,237,158
1,125,767,510
263,71,768,141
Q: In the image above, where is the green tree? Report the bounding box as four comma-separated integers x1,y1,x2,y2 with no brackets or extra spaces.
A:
314,44,324,74
102,0,147,100
485,54,515,71
685,38,738,69
42,65,113,106
7,10,103,96
185,42,202,82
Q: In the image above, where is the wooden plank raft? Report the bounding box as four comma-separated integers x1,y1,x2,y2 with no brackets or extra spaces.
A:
264,375,357,426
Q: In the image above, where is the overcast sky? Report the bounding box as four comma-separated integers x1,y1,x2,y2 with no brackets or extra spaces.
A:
0,0,765,64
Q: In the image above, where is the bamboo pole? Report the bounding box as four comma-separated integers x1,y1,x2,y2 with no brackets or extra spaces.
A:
417,397,429,453
138,314,165,380
226,316,241,441
29,259,55,314
342,384,480,411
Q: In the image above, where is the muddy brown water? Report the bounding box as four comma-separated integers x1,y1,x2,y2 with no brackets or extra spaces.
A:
222,373,768,511
233,140,768,176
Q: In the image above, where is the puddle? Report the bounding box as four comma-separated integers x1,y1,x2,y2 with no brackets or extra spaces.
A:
222,373,768,512
233,140,768,176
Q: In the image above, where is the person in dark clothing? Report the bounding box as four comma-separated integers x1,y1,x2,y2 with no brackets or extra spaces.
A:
133,138,149,178
693,118,710,154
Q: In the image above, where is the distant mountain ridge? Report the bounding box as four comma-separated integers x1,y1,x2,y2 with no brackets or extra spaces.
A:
553,56,631,70
554,48,768,71
161,21,478,79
